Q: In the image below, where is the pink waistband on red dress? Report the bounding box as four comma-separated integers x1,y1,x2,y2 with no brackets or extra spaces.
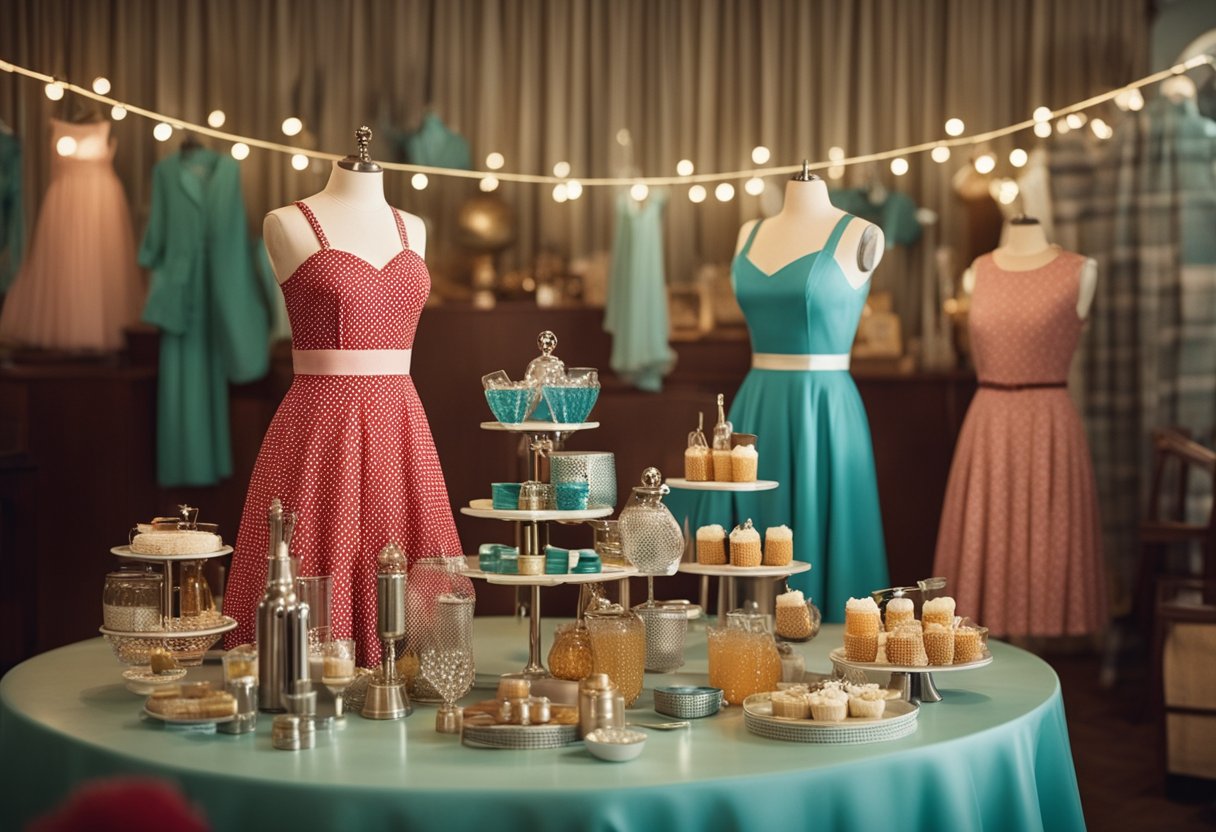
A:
292,349,412,376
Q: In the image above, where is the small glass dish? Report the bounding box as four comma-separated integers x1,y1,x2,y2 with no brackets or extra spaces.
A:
584,726,646,762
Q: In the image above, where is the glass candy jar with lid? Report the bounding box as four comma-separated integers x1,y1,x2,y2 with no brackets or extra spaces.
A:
619,467,684,578
102,569,164,632
707,602,782,705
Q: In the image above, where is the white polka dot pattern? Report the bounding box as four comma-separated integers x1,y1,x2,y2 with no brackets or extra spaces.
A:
223,202,464,666
933,251,1108,638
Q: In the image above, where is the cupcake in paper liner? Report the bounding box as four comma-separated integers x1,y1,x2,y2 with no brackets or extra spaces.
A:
846,682,887,719
763,525,793,566
884,596,915,631
922,596,956,629
696,524,727,565
844,596,881,636
728,519,761,567
730,443,758,482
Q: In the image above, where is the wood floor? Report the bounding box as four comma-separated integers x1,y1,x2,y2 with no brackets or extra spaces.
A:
1048,647,1216,830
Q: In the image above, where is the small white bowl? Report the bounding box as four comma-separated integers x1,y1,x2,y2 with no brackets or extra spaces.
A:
584,727,646,762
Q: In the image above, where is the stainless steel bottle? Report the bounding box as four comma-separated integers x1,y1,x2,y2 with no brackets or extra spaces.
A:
256,498,311,712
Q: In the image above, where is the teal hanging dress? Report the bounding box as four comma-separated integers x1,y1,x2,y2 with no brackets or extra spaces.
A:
675,215,889,621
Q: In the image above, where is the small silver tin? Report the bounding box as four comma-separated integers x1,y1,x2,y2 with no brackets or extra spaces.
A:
653,686,723,719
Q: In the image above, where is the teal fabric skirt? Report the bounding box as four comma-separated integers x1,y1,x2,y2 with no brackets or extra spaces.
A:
669,368,889,621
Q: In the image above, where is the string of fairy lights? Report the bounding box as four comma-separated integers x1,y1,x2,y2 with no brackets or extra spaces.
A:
2,53,1213,207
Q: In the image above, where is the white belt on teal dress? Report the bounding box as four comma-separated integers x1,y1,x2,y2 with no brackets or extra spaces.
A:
292,349,412,376
752,353,850,371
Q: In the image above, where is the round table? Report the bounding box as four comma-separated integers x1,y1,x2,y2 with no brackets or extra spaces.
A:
1,619,1085,831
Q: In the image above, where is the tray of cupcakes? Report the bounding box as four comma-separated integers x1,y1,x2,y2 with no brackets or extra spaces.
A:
680,520,810,577
829,596,992,674
743,679,918,744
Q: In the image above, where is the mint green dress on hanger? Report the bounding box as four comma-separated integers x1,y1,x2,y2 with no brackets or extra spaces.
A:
672,215,889,620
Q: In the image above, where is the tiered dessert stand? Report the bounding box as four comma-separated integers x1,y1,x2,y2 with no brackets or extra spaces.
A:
666,477,811,618
103,540,238,670
462,419,636,678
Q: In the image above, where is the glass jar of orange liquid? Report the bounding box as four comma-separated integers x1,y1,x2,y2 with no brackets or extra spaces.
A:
707,605,781,705
585,607,646,706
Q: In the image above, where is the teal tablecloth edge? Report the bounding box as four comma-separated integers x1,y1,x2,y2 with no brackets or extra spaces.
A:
1,628,1087,832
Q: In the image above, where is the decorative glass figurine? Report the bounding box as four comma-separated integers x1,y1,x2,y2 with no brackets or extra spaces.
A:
523,330,566,421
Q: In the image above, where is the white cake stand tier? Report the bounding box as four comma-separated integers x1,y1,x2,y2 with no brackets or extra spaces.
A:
829,646,994,704
664,478,778,492
461,556,637,678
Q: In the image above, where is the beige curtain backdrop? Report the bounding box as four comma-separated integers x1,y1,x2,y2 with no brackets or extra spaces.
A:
1,0,1147,334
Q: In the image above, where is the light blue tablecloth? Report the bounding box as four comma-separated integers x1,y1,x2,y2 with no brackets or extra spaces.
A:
0,619,1086,831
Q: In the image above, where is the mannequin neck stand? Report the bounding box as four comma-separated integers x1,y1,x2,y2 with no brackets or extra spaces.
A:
310,163,389,211
772,178,841,226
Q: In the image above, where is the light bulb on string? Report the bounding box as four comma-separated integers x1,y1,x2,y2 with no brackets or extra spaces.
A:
411,173,428,190
153,122,173,142
44,81,64,101
1128,89,1144,111
630,183,649,202
565,180,583,200
715,182,735,202
944,118,965,136
1055,118,1071,135
1065,113,1086,130
553,183,569,203
676,159,694,176
1090,118,1113,140
890,157,909,176
973,153,996,174
1009,148,1029,168
995,179,1019,205
479,175,499,192
281,117,303,137
827,164,845,180
207,110,226,128
931,145,951,163
744,176,765,196
230,142,250,161
828,146,845,161
55,136,77,157
110,105,127,121
1033,106,1053,123
1033,121,1052,138
688,184,707,203
751,146,770,165
553,161,571,178
485,152,504,170
290,153,309,171
91,76,110,95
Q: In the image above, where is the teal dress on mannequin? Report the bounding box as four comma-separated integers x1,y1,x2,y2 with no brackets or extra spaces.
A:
673,215,889,620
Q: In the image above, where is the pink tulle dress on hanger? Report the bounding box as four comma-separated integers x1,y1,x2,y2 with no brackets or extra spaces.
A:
0,118,141,351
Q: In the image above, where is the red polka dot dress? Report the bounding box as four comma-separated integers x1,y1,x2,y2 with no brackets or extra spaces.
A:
932,250,1107,637
222,202,464,666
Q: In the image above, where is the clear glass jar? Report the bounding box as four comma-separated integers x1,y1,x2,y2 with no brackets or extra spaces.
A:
707,606,782,705
405,558,476,702
102,569,163,632
619,467,683,576
585,607,646,706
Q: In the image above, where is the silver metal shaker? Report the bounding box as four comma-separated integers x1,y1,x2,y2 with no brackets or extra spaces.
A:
578,672,625,738
256,498,311,712
362,542,412,719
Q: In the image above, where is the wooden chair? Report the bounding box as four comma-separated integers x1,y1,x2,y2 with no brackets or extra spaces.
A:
1134,428,1216,629
1153,577,1216,782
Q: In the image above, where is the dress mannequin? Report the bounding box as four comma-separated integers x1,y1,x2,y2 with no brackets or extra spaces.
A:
964,218,1097,318
668,166,891,619
734,173,884,289
223,129,463,666
264,162,427,281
